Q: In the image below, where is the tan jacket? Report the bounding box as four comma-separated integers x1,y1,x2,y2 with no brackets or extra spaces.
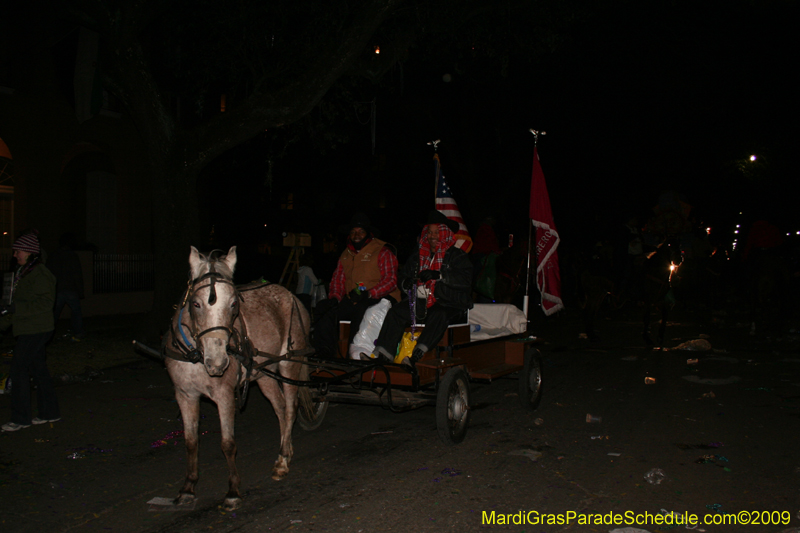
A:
339,239,401,302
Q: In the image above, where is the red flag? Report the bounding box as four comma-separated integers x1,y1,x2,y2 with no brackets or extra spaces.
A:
529,146,563,315
434,153,473,252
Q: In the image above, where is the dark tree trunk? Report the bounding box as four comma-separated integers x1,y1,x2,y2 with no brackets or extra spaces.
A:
78,0,405,338
148,159,202,338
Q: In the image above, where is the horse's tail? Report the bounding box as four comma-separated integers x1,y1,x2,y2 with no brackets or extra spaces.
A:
296,355,315,419
292,292,315,417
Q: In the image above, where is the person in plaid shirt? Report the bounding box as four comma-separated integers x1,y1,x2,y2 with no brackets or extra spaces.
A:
311,213,401,358
366,210,473,366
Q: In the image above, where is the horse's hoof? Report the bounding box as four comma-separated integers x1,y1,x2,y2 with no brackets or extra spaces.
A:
272,456,290,480
174,492,196,506
223,497,242,511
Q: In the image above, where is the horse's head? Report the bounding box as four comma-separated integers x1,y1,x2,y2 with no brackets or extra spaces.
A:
186,246,239,376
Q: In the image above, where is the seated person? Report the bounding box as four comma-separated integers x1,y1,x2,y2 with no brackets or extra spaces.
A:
365,210,473,366
312,212,401,358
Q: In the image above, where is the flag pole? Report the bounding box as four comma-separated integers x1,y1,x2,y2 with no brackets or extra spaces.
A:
428,139,441,198
524,129,546,321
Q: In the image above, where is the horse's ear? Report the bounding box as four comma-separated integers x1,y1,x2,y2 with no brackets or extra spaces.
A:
222,246,237,275
189,246,204,279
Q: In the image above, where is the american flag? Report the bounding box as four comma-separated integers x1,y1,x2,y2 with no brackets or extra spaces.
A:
434,153,472,252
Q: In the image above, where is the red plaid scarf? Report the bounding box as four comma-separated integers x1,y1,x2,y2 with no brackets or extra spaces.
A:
417,224,455,307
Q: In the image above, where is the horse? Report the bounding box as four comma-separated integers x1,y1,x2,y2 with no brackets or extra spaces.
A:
163,246,313,510
641,237,682,348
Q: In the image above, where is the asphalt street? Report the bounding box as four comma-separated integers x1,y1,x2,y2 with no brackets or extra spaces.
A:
1,307,799,533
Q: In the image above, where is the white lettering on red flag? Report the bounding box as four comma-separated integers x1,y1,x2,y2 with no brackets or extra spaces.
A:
529,146,563,315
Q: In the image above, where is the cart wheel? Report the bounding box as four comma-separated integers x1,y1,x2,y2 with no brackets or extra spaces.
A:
297,399,329,431
518,349,542,411
436,367,470,445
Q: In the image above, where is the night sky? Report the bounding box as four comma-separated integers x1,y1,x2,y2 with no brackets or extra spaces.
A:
205,0,799,259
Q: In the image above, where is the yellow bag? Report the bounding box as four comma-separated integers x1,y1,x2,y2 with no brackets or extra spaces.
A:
394,331,420,364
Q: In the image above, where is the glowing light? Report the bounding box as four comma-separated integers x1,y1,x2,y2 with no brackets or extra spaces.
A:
736,224,740,228
749,155,757,161
374,46,380,54
734,230,738,234
706,227,711,235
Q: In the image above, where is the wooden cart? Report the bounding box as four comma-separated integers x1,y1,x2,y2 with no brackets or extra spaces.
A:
296,317,542,445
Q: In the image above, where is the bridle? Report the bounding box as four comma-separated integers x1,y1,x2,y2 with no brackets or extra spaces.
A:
162,267,312,411
171,262,243,365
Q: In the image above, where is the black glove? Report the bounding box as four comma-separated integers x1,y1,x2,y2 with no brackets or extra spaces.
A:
399,278,413,293
348,287,367,301
314,298,338,317
418,270,441,283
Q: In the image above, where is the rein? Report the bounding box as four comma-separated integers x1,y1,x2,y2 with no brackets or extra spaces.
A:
169,267,241,364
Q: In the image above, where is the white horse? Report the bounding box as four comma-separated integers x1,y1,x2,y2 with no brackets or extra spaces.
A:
164,246,312,510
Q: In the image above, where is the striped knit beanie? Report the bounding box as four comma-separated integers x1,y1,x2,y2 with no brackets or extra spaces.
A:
12,231,40,254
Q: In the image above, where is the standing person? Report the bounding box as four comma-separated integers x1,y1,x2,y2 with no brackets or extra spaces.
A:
470,216,502,300
614,214,644,299
365,210,472,366
48,232,85,341
0,230,60,432
471,216,502,256
311,213,401,358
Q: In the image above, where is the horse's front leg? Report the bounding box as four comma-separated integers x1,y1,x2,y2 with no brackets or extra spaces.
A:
174,391,200,505
218,392,242,510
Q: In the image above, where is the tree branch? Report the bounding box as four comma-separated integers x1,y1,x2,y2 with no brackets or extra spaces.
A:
187,0,405,169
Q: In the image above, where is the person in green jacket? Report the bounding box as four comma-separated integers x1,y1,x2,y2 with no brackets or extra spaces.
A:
1,231,61,432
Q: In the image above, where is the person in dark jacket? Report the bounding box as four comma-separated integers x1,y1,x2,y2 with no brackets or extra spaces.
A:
366,210,472,366
1,230,60,432
48,232,85,340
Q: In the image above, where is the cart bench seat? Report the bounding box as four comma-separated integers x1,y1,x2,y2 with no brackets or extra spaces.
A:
337,317,470,358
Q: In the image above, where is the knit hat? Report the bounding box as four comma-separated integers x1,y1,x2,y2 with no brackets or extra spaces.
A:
12,231,40,254
339,212,378,236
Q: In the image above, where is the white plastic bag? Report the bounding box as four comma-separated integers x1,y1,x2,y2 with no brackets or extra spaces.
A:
349,299,392,359
468,303,528,341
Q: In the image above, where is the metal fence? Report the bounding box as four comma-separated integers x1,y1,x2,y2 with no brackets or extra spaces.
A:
93,254,155,294
0,252,10,272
